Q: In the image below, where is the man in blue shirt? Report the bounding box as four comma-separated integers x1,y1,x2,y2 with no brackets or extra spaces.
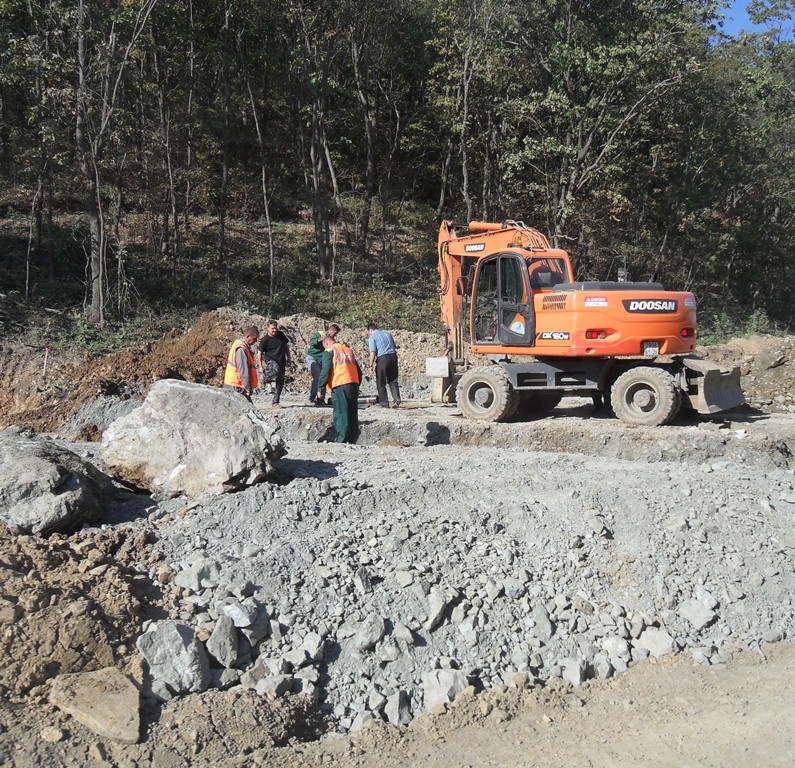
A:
367,322,401,408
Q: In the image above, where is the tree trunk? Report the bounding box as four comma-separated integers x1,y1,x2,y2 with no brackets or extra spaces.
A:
75,0,105,326
350,31,375,254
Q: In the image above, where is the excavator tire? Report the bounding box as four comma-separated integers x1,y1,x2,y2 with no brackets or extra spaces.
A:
456,366,519,422
517,391,563,414
610,366,682,426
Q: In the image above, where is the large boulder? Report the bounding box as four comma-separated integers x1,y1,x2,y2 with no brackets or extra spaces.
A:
101,380,286,497
0,427,112,535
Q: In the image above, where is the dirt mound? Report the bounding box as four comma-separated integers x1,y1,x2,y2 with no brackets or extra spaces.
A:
0,310,445,434
697,335,795,410
0,524,164,699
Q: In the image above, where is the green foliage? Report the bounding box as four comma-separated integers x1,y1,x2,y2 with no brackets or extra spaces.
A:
698,307,786,345
0,0,793,342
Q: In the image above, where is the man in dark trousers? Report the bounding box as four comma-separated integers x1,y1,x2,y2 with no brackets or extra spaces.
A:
257,320,291,407
306,322,339,405
316,334,362,443
367,322,401,408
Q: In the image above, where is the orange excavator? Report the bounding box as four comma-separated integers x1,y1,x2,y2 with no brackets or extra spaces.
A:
427,220,744,426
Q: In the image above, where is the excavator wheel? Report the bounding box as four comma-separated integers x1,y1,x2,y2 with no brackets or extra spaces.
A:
517,391,563,414
456,366,519,422
610,366,682,426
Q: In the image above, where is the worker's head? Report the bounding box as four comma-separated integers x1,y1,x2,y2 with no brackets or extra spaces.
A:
328,323,340,338
266,320,278,336
322,335,336,349
242,326,259,345
367,322,378,334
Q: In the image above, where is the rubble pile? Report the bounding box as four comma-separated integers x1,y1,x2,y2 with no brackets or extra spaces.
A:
142,441,794,736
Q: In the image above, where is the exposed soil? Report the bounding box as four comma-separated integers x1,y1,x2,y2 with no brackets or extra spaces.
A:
1,311,794,767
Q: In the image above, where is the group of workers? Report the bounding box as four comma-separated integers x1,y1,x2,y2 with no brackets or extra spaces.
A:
223,320,401,444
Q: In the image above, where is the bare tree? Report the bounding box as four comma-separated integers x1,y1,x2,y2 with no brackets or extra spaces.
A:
75,0,157,326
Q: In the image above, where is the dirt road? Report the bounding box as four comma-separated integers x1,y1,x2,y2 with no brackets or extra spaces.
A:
284,642,795,768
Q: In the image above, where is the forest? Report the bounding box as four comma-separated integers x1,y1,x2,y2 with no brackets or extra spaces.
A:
0,0,794,340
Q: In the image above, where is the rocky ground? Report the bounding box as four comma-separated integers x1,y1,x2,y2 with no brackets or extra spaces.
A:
1,311,795,767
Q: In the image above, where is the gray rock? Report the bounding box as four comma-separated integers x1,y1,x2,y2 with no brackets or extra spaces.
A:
255,674,293,697
424,588,450,631
211,667,242,689
422,669,468,711
531,604,554,643
0,428,112,535
240,605,272,646
349,711,376,733
503,577,526,599
206,616,238,668
136,620,211,694
353,614,386,652
302,632,325,662
634,627,675,658
354,567,374,595
678,599,717,630
101,380,286,497
282,647,309,670
384,690,412,727
602,636,631,663
222,601,259,628
560,657,586,687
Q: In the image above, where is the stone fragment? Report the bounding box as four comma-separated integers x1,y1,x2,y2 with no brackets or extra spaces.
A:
0,599,20,625
353,614,386,652
136,620,211,694
424,588,450,631
530,604,554,643
384,690,412,727
634,627,675,658
40,727,65,743
503,577,525,599
602,636,631,663
422,669,468,711
560,658,586,687
354,567,373,595
350,711,376,733
221,601,258,628
376,637,402,663
678,599,716,630
302,632,325,662
49,667,140,744
255,674,293,697
206,615,238,668
282,647,309,670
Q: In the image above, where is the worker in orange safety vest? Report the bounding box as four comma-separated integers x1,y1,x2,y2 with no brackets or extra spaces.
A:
316,336,362,443
223,326,259,402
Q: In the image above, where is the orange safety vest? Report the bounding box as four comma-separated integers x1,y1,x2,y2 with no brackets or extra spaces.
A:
224,339,258,389
328,342,360,389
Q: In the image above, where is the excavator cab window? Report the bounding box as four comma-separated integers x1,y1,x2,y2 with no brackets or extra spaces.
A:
528,257,568,290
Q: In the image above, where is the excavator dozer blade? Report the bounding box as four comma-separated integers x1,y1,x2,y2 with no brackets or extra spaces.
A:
682,356,745,414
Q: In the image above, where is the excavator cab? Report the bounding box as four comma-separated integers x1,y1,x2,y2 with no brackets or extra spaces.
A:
470,252,535,346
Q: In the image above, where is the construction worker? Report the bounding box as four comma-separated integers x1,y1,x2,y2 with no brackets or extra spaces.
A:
306,323,339,405
223,326,259,402
257,320,291,407
367,322,401,408
316,334,362,443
